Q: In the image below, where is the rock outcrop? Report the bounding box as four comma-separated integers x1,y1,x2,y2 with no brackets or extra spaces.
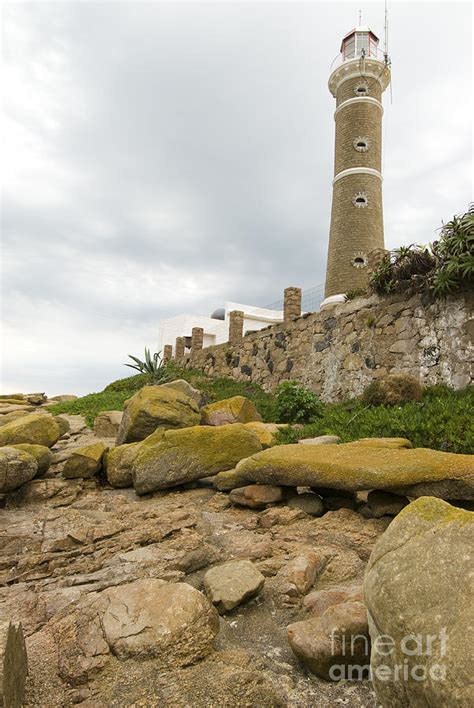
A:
365,497,474,707
116,386,201,444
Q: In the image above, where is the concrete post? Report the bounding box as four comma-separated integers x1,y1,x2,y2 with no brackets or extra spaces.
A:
175,336,185,359
191,327,204,353
228,310,244,346
284,287,302,324
163,344,173,363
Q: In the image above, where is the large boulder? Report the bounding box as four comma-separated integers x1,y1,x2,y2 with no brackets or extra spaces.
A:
50,579,220,685
62,442,108,479
0,413,61,448
116,386,200,444
132,424,262,494
365,497,474,707
104,442,141,488
243,422,285,448
204,560,265,613
234,443,474,499
10,444,52,476
0,447,38,492
101,580,219,663
201,396,262,426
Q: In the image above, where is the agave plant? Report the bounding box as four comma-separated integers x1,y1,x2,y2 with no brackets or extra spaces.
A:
125,348,169,382
370,205,474,298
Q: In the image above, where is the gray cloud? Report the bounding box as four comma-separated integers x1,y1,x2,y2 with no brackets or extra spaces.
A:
1,1,472,395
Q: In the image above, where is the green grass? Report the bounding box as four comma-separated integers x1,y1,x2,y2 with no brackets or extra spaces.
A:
275,384,474,454
48,367,276,427
48,366,473,454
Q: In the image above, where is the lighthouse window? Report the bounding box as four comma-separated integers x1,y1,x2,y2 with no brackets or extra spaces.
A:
354,82,369,96
352,192,369,208
353,137,369,152
351,252,368,268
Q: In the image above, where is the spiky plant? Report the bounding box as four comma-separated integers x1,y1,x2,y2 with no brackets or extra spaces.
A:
125,348,170,382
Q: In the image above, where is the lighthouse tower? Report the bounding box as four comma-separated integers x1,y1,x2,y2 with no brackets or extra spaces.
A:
323,25,391,304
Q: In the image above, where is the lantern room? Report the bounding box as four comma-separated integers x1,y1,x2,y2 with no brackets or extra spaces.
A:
340,26,379,60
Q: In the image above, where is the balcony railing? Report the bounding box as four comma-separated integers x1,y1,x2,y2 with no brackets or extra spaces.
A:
330,45,387,73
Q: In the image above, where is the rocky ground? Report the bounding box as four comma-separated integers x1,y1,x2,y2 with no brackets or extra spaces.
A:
1,386,472,707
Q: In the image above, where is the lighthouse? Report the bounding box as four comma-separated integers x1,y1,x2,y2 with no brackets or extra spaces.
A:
323,25,391,305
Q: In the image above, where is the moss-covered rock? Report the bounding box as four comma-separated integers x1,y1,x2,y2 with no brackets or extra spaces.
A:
352,437,412,449
0,447,38,492
213,467,252,491
242,422,286,448
234,443,474,499
54,416,70,437
201,396,262,426
365,497,474,706
132,424,262,494
116,386,201,445
0,411,34,428
0,413,61,448
63,442,108,479
160,379,202,406
105,441,143,488
10,444,52,476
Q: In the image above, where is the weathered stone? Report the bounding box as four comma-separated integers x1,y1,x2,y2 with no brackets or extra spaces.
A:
286,492,325,516
10,444,52,476
235,443,474,498
0,413,61,448
287,601,370,681
0,410,35,427
0,622,28,707
204,560,265,613
101,579,220,663
93,411,123,437
160,379,202,406
229,484,284,509
104,442,141,488
365,497,474,706
282,551,327,596
213,467,252,491
49,394,78,402
132,424,262,494
201,396,262,426
0,447,38,492
116,385,201,444
53,416,70,437
298,435,341,445
63,442,108,479
242,422,285,448
359,490,409,518
353,437,413,449
303,586,364,616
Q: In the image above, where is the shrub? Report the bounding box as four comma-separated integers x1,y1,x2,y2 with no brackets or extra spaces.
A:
125,348,170,383
370,204,474,297
362,374,423,406
275,380,322,423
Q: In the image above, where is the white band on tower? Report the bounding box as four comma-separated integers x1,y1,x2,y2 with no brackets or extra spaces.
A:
332,167,382,184
334,96,383,118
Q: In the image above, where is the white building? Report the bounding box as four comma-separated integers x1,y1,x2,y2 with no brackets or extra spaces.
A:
157,301,284,355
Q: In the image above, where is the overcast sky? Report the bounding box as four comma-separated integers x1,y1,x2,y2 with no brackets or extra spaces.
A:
2,1,472,396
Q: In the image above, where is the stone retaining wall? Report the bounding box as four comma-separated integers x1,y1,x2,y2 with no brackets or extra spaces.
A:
177,292,473,401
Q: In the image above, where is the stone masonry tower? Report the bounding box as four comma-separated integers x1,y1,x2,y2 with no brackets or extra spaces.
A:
323,25,391,304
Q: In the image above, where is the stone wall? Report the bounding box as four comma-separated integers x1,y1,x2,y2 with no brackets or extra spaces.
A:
177,292,473,401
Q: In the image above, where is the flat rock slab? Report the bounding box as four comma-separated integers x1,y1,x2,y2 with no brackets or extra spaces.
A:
204,560,265,613
235,443,474,499
0,621,28,707
298,435,341,445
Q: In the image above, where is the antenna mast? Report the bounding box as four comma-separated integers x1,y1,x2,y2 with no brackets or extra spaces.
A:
384,0,390,64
